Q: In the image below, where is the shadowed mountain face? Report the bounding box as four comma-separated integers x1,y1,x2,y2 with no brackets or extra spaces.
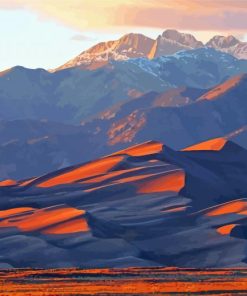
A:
1,48,247,124
149,30,203,58
2,74,247,180
1,139,247,268
206,35,247,59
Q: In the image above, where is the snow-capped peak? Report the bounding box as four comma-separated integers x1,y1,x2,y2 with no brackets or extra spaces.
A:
56,33,155,71
148,29,203,59
55,30,247,72
162,29,203,48
206,35,240,49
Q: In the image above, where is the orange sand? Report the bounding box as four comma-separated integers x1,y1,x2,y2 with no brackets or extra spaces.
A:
37,156,124,187
81,167,144,184
207,200,247,216
42,217,89,234
0,206,88,234
0,207,34,219
0,179,17,186
114,141,163,156
138,170,185,193
217,224,237,235
183,137,227,151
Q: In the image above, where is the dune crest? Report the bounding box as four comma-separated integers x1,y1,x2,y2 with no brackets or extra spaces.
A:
113,141,163,157
183,138,227,151
37,156,124,188
206,200,247,216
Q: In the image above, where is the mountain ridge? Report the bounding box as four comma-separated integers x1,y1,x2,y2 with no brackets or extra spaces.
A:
1,73,247,180
56,29,247,71
1,48,247,125
56,33,155,71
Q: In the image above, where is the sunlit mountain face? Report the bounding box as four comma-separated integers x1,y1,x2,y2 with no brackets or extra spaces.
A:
56,30,247,71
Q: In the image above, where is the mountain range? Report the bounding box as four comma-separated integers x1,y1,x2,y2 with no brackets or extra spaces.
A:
1,73,247,180
57,29,247,71
1,30,247,182
1,48,247,125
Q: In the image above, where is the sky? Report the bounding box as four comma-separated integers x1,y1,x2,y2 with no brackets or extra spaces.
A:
0,0,247,71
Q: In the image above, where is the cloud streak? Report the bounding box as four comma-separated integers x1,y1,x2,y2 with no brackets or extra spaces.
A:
0,0,246,32
71,34,97,42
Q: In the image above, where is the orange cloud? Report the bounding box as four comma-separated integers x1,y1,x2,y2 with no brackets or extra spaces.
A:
114,0,247,31
0,0,246,32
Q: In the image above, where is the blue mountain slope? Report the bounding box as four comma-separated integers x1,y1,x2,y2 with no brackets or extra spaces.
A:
1,48,247,123
1,73,247,180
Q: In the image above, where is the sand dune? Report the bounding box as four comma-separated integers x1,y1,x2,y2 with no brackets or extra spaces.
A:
0,205,88,234
217,224,238,235
0,138,247,268
113,141,164,156
206,200,247,216
138,170,185,193
183,137,227,151
37,156,124,188
0,179,17,186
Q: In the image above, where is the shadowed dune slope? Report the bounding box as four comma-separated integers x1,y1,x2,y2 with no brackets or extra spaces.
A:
0,139,247,268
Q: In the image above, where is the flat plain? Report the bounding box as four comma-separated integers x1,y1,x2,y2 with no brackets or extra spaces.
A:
1,267,247,295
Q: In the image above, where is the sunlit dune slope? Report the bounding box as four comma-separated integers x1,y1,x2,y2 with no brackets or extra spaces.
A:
0,205,89,234
0,179,17,186
113,141,164,156
0,138,247,268
206,199,247,216
138,170,185,193
37,155,124,188
183,137,227,151
217,224,238,235
25,141,167,189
